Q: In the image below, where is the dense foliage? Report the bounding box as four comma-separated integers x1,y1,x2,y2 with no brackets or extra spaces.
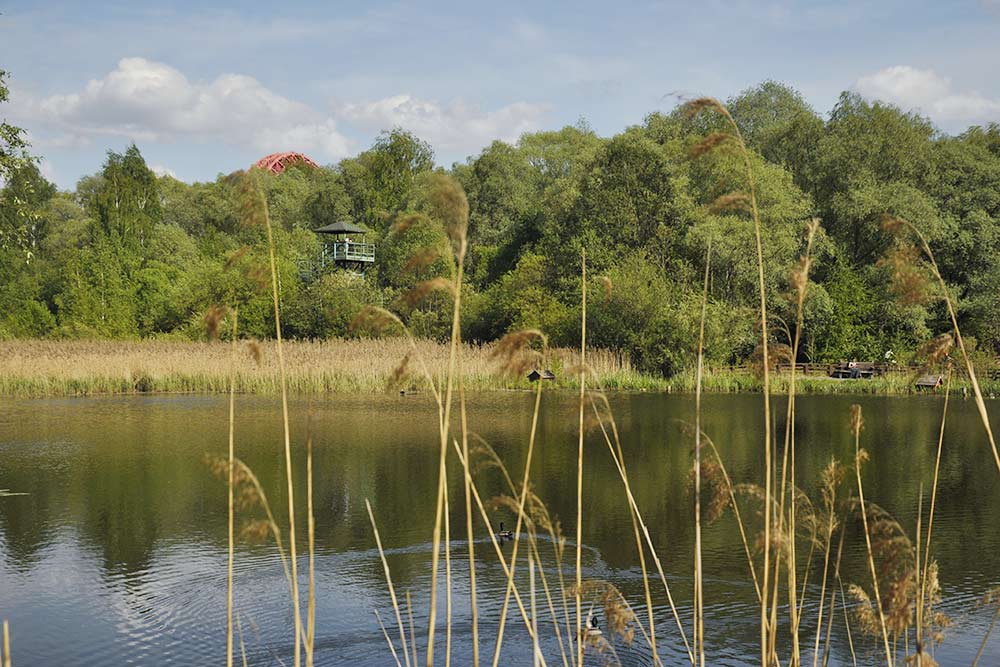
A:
3,80,1000,375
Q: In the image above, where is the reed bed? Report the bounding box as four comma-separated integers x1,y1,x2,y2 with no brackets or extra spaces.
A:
665,367,1000,396
0,339,652,396
4,339,995,398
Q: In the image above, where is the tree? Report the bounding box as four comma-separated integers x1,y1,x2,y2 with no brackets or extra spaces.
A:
0,70,30,183
727,81,825,189
0,160,56,258
962,122,1000,158
91,144,162,247
340,129,434,230
1,70,43,259
572,129,689,273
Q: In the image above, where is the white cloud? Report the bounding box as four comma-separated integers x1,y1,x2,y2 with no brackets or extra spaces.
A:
15,57,354,161
150,165,177,179
337,94,548,155
855,65,1000,128
15,58,547,167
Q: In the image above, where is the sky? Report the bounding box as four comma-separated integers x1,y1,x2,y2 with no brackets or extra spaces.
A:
3,0,1000,189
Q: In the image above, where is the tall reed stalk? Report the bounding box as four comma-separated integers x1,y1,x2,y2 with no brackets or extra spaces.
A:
458,343,478,667
693,240,712,667
917,366,951,665
888,217,1000,478
811,461,842,667
851,405,892,666
780,220,819,667
686,96,773,667
575,249,587,667
226,310,238,667
366,499,413,667
490,338,546,667
973,596,1000,667
306,424,316,667
589,392,691,663
449,441,549,647
254,174,304,667
426,178,469,667
2,619,10,667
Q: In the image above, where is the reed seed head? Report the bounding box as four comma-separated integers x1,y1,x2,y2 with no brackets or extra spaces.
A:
682,97,727,119
850,404,864,437
491,329,546,377
881,214,909,235
399,277,455,308
598,275,613,301
425,173,469,250
247,340,262,366
204,305,228,341
349,306,405,336
224,246,250,270
690,455,731,523
880,243,931,305
916,334,954,369
709,191,752,214
388,352,412,389
566,580,638,647
240,519,272,543
402,246,444,274
689,132,733,159
389,213,423,236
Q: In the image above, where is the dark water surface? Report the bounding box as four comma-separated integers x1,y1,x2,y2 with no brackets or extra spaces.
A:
1,392,999,666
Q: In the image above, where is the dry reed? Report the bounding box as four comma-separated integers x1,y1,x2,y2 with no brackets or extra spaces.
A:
575,249,587,667
2,619,9,667
226,310,238,667
851,405,893,666
693,239,712,667
0,339,645,396
686,94,773,667
366,499,413,667
883,216,1000,479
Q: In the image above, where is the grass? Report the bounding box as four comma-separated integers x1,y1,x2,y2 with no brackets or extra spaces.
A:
666,367,1000,396
3,339,997,398
0,338,655,396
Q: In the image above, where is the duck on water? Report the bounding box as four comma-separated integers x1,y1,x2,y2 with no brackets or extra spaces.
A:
497,522,514,541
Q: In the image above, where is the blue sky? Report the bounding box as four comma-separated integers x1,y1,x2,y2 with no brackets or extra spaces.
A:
3,0,1000,188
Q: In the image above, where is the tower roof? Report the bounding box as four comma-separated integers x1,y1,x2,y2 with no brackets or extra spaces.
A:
313,221,369,235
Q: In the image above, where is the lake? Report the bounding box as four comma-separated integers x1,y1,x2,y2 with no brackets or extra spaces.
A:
1,392,999,666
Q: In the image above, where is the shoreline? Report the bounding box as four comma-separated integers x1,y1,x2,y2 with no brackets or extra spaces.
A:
2,340,994,398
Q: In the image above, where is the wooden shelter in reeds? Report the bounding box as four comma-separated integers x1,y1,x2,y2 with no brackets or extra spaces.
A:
915,374,945,390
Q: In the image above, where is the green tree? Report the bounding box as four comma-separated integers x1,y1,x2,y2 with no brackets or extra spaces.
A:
91,144,162,247
726,81,824,189
0,160,56,259
341,129,434,230
0,69,30,182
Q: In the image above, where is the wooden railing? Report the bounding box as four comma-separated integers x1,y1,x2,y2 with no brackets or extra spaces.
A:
723,362,1000,380
324,241,375,262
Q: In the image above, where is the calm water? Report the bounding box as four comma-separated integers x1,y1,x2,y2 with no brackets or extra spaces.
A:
1,392,999,666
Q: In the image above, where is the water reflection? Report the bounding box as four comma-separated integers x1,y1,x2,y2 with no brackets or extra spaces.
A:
1,393,999,665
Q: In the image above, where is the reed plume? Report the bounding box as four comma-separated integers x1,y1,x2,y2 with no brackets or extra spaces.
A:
685,95,773,667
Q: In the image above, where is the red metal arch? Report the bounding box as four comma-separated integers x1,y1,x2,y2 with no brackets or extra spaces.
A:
252,152,320,174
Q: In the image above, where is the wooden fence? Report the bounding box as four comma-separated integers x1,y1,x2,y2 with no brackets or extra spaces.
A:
725,362,1000,380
